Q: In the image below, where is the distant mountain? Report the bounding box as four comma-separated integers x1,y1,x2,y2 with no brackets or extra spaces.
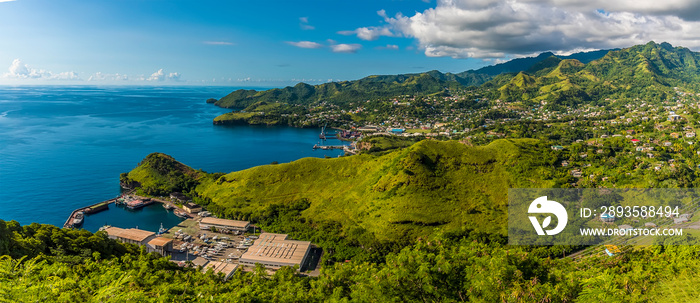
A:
462,49,615,77
486,41,700,107
214,43,700,113
212,72,470,109
213,49,612,109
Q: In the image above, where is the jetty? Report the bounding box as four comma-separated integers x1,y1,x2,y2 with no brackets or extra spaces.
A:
63,198,115,229
313,144,345,150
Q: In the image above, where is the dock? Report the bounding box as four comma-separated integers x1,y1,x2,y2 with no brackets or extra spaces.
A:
63,198,116,229
313,144,345,150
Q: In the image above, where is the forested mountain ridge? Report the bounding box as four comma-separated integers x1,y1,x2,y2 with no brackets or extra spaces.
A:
210,48,613,109
482,42,700,108
210,42,700,127
210,72,473,109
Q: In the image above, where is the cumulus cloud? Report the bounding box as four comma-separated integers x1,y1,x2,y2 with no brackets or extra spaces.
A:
167,72,181,81
286,41,324,49
299,17,315,30
338,26,394,41
147,69,165,81
329,42,362,53
286,40,362,54
376,44,400,50
4,59,80,80
87,72,128,82
145,69,182,81
363,0,700,59
338,10,396,41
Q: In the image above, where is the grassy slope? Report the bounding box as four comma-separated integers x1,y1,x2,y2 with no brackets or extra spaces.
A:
194,139,557,240
126,153,207,196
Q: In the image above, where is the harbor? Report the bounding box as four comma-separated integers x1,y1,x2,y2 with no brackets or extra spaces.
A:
63,198,116,229
68,194,187,233
66,194,321,275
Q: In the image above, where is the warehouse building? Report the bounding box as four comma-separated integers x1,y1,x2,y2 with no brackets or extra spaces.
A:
199,217,250,233
104,227,172,256
146,237,174,256
183,203,202,214
239,233,311,271
202,261,238,281
104,227,155,246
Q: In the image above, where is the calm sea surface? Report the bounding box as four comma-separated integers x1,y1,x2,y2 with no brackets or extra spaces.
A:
0,86,344,232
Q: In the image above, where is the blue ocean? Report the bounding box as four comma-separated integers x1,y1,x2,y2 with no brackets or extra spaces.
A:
0,86,344,232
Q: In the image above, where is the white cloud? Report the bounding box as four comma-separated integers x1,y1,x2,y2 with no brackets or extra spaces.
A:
363,0,700,59
330,43,362,53
145,69,182,82
4,59,80,80
167,72,181,81
8,59,29,77
338,26,395,41
52,71,80,80
203,41,234,45
299,17,315,30
376,44,400,50
338,10,396,41
147,69,165,81
87,72,128,82
0,0,16,2
286,41,324,49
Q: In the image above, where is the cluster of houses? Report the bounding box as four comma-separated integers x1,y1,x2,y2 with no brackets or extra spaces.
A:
598,211,692,228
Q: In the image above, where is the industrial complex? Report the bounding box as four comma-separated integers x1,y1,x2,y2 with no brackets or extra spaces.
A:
239,233,312,270
100,205,316,276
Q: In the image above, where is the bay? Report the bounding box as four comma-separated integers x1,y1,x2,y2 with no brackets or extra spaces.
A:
0,86,344,231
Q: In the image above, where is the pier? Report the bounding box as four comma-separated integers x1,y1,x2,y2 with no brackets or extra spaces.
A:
63,198,116,229
63,192,191,230
313,144,345,150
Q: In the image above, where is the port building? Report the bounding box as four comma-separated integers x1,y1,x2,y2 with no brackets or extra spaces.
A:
104,227,172,255
199,217,250,233
202,261,238,281
183,203,202,213
146,237,174,256
239,233,311,270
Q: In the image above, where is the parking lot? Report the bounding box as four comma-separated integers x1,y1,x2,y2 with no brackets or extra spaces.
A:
163,218,257,264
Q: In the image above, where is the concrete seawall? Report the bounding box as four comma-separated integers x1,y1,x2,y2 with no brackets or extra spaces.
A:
63,198,116,229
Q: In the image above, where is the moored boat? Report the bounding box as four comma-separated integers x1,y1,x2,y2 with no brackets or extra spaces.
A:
72,211,84,227
157,223,167,235
174,210,189,219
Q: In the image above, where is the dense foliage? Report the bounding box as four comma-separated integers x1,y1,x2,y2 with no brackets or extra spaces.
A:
2,220,700,302
0,220,135,262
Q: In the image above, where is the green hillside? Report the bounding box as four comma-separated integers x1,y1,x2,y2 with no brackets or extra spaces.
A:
483,41,700,107
126,139,558,246
212,72,468,109
123,153,209,196
464,49,613,76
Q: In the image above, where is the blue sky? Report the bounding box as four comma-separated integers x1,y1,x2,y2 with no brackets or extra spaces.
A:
2,0,700,86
